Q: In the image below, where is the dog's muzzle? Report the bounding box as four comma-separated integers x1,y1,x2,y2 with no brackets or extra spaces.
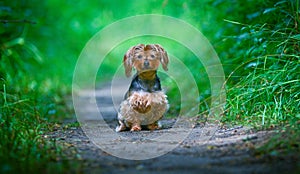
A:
144,60,150,67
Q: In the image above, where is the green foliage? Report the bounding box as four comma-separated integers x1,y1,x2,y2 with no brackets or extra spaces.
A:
222,0,299,127
0,1,74,173
0,83,71,173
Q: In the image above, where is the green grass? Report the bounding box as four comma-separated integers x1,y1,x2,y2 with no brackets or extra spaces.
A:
223,0,299,127
224,55,299,126
221,0,300,155
0,82,70,173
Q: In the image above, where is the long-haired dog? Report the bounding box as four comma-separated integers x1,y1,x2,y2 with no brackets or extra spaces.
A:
115,44,169,132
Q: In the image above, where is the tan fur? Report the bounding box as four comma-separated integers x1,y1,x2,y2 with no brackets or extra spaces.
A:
116,91,168,132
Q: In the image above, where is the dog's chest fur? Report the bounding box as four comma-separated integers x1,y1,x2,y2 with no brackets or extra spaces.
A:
118,73,168,126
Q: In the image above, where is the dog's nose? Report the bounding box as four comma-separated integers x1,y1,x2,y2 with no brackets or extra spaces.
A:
144,60,150,67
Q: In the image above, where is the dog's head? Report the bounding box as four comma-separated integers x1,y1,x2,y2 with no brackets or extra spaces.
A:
123,44,169,77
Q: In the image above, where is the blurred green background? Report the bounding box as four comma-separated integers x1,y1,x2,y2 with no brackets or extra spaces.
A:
0,0,250,87
1,0,299,173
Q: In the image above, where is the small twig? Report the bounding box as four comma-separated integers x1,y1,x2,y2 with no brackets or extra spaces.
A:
0,19,37,24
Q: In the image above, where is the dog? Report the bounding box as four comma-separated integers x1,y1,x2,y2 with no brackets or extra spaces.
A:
115,44,169,132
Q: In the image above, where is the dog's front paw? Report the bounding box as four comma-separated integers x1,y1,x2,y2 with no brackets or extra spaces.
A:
130,93,151,113
134,99,151,113
130,125,141,131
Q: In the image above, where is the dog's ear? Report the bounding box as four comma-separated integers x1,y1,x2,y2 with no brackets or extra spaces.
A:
123,46,135,77
154,44,169,71
124,44,145,77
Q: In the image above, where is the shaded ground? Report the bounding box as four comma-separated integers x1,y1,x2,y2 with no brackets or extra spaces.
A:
49,79,299,174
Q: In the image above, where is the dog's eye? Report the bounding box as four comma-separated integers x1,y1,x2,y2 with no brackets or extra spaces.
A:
137,55,143,59
150,54,155,58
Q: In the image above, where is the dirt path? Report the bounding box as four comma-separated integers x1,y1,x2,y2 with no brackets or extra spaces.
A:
51,79,299,174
